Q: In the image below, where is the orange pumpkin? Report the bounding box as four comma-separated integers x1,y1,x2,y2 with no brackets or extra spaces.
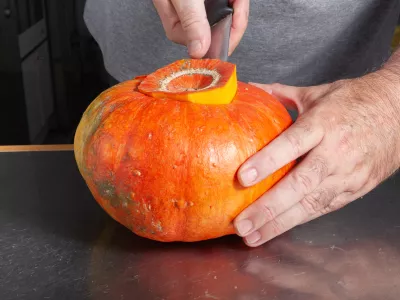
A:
74,59,295,242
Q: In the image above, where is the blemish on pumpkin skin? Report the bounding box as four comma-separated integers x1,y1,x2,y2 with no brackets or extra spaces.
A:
171,199,194,209
152,220,163,232
143,203,152,212
94,180,117,207
133,170,142,176
122,199,128,208
138,226,147,233
171,199,179,208
94,180,134,209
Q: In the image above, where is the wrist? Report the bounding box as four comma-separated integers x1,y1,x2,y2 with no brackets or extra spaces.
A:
358,66,400,121
354,67,400,171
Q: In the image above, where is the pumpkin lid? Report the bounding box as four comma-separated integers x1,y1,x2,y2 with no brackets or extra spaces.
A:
138,59,238,105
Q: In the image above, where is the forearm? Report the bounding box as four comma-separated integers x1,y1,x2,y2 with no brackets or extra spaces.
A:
347,48,400,174
358,48,400,116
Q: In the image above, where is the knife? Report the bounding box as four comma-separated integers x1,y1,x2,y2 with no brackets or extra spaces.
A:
204,0,234,61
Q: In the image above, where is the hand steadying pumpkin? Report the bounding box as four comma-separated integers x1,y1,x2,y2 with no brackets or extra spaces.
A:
152,0,249,58
234,50,400,247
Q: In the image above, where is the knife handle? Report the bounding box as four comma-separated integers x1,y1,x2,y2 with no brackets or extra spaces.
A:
205,0,234,27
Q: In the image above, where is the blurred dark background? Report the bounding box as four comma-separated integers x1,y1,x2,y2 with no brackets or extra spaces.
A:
1,0,400,146
0,0,110,146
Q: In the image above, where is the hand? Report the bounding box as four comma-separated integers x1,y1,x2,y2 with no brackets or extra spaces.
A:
233,71,400,247
152,0,249,58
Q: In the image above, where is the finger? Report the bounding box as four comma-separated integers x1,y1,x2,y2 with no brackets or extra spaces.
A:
301,168,374,224
237,113,325,187
240,175,348,247
228,0,250,55
152,0,184,43
171,0,211,57
235,151,335,238
250,82,331,113
250,83,308,113
300,192,352,225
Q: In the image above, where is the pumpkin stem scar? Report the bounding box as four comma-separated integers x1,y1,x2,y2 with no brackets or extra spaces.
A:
158,68,221,92
138,59,238,105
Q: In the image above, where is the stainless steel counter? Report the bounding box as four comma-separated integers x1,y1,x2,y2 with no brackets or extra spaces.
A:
1,148,400,300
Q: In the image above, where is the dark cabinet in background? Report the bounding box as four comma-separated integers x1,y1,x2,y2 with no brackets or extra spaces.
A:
0,0,54,144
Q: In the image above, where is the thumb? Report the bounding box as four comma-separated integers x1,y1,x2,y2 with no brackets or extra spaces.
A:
250,82,330,114
250,82,307,113
171,0,211,58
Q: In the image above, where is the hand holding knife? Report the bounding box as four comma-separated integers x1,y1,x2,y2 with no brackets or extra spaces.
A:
153,0,247,60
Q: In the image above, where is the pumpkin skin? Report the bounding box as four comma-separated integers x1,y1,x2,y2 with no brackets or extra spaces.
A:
74,59,295,242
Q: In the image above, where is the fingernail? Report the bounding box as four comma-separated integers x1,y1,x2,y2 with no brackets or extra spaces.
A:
188,40,202,55
236,219,253,236
246,231,261,244
239,168,258,186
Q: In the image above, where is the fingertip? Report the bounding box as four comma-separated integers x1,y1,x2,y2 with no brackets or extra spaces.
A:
244,231,261,244
234,218,254,237
243,236,263,248
187,40,203,58
187,31,211,58
238,166,259,187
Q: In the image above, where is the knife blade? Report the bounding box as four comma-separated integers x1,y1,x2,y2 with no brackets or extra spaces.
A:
204,0,234,61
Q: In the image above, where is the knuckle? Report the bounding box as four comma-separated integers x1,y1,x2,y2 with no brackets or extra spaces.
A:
327,196,347,212
290,171,314,194
259,204,276,222
296,118,314,135
179,11,205,31
308,155,329,182
284,131,302,157
301,193,322,215
283,118,316,157
337,124,354,153
301,188,335,215
318,110,340,131
165,29,176,42
270,219,285,236
260,151,278,173
348,172,369,193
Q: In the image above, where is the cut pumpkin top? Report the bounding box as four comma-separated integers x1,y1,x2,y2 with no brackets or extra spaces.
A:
138,59,238,105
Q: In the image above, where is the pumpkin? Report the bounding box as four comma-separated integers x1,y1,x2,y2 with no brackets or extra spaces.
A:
74,59,295,242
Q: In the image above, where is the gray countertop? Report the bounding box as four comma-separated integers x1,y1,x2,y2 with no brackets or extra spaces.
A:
1,150,400,300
